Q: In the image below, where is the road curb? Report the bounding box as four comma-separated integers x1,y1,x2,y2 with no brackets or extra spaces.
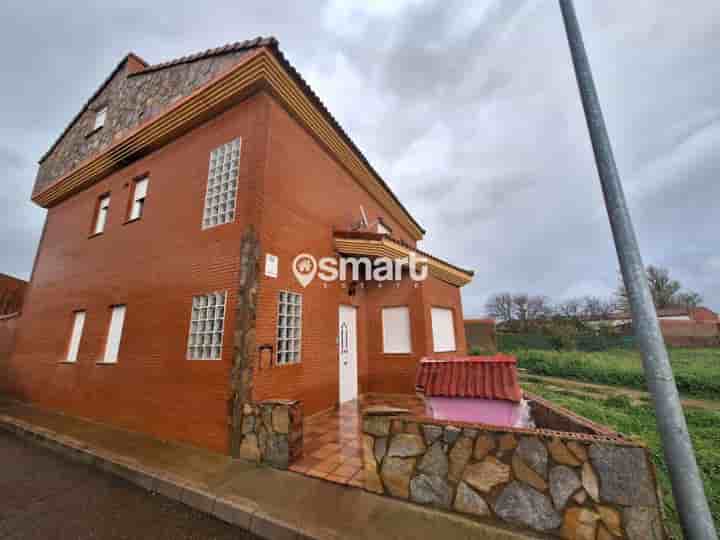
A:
0,414,322,540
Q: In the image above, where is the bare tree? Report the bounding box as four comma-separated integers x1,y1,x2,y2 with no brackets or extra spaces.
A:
582,296,615,318
616,265,684,310
528,295,552,320
512,293,530,324
485,293,513,322
677,291,703,309
556,298,582,319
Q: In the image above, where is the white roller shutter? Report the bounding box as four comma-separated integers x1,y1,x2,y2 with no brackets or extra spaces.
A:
431,307,456,352
382,306,412,353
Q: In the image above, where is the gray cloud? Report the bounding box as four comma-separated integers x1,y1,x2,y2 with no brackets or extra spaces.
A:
1,0,718,315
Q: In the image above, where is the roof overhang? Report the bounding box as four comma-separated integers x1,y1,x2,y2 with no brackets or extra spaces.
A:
33,47,425,241
334,231,473,287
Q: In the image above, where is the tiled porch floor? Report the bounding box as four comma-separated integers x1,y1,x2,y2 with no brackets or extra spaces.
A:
289,394,425,486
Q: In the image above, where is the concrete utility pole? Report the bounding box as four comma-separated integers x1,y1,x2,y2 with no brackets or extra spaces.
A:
557,1,717,538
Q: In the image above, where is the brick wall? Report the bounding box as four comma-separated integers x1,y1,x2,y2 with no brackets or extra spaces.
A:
12,89,470,454
8,94,270,453
251,96,467,413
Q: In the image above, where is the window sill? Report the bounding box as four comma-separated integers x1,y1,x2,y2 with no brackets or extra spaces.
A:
85,126,103,139
88,231,104,239
383,352,413,356
58,360,77,364
96,361,117,365
123,217,142,225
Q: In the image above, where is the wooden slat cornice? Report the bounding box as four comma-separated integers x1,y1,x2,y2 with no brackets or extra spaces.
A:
334,237,473,287
33,48,424,241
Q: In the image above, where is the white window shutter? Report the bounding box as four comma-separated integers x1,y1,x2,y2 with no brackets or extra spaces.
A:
103,305,126,363
382,306,412,353
66,311,86,362
431,307,456,353
129,178,148,220
94,195,110,234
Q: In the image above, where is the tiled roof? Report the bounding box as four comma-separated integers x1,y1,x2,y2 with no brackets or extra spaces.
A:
416,355,522,403
128,37,275,76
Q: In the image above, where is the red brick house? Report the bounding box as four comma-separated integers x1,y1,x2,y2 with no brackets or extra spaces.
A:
6,38,473,455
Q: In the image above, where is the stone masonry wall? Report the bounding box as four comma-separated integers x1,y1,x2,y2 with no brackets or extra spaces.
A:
238,400,302,469
362,409,666,540
35,51,250,194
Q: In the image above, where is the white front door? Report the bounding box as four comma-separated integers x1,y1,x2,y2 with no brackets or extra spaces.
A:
338,305,358,403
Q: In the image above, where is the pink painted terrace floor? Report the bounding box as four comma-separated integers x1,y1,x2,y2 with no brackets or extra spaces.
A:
289,395,425,486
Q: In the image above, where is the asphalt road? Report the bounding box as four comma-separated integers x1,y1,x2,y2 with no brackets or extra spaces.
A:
0,430,261,539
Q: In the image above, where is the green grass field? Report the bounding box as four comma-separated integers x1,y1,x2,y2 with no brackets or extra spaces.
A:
522,381,720,539
513,347,720,399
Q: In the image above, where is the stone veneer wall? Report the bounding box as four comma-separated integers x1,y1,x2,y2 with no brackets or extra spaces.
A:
35,50,250,193
362,409,666,540
238,399,302,469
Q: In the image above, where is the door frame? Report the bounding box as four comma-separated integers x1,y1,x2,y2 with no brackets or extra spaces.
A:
338,304,359,403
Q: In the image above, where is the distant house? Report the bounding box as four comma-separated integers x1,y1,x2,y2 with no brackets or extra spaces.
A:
0,273,27,316
586,306,719,347
584,306,718,328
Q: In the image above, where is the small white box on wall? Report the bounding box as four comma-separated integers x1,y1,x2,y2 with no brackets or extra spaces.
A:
265,253,279,278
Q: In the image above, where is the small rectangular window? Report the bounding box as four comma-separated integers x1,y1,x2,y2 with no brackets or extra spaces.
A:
94,106,107,130
187,292,226,360
65,311,86,363
276,291,302,365
382,306,412,353
202,138,241,229
129,177,148,220
93,194,110,234
431,307,456,353
102,305,126,363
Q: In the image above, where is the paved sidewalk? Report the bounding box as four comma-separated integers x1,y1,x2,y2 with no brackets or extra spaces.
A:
0,398,539,540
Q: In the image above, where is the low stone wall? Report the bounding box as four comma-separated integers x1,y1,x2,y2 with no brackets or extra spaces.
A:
238,399,302,469
362,409,666,540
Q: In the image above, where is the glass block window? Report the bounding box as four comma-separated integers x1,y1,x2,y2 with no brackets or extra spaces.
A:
276,291,302,365
202,138,241,229
187,291,227,360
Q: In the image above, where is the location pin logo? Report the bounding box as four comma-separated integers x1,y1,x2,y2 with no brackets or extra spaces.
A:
292,254,317,288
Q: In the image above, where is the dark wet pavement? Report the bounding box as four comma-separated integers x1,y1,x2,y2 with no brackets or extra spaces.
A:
0,430,259,539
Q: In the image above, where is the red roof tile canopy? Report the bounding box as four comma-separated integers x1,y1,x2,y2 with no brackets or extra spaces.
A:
416,355,522,403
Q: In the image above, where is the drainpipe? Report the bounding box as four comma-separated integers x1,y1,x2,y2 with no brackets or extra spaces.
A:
558,1,717,538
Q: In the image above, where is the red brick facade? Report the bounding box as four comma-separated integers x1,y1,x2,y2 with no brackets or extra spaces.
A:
7,88,470,454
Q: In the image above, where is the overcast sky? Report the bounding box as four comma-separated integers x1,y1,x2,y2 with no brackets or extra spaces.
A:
2,0,718,316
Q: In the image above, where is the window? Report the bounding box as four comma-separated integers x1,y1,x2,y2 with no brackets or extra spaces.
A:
102,305,126,363
431,307,456,352
187,292,226,360
276,291,302,365
93,194,110,234
94,106,107,130
65,311,86,363
382,306,412,353
202,138,241,229
129,177,148,220
377,222,390,235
